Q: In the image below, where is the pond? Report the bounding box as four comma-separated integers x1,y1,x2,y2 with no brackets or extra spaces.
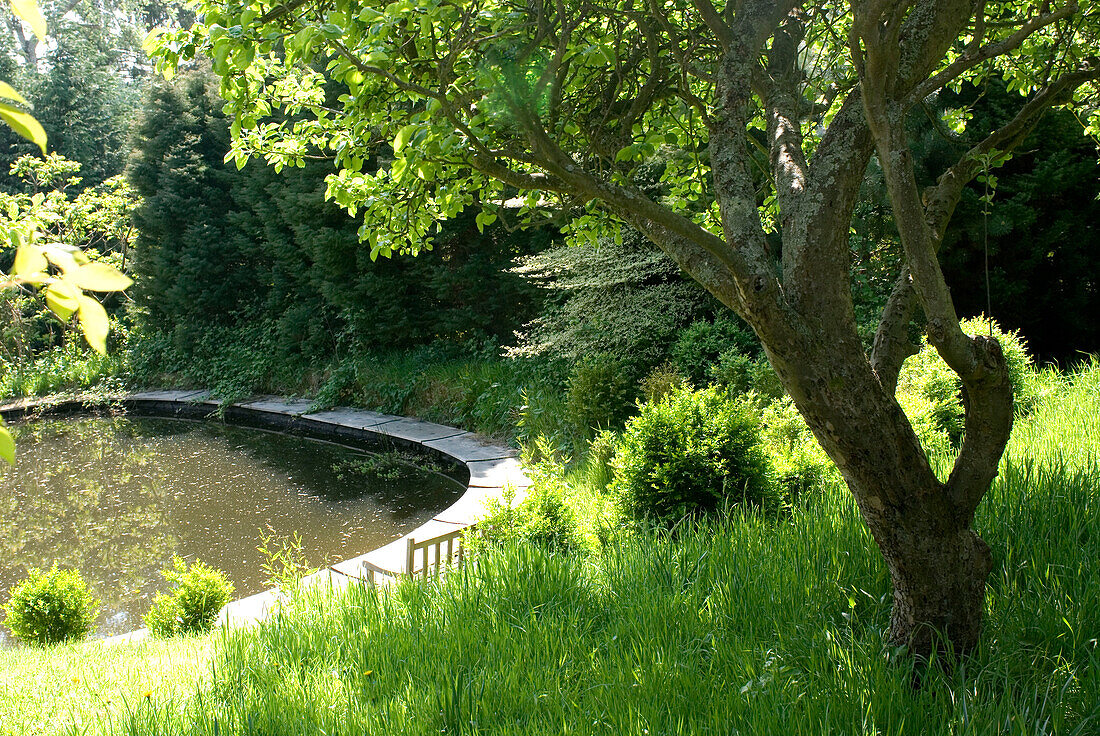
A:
0,415,464,645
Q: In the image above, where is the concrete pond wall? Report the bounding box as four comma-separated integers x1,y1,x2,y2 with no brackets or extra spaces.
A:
0,390,531,643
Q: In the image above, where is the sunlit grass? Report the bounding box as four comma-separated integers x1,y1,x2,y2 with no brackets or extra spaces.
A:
0,343,128,401
106,465,1099,734
97,360,1100,735
0,635,213,736
4,358,1097,735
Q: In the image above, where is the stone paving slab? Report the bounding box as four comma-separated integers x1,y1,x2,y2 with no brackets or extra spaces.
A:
240,397,317,415
101,627,151,646
423,433,520,462
220,588,282,628
467,457,533,488
369,418,468,443
433,485,527,525
301,408,398,429
300,567,356,590
127,390,209,402
192,394,243,407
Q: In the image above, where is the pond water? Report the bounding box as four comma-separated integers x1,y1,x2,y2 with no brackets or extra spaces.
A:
0,415,464,644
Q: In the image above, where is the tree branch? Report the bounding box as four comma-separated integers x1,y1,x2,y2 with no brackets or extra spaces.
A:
924,61,1100,241
760,12,809,230
904,1,1079,107
691,0,734,50
870,267,919,393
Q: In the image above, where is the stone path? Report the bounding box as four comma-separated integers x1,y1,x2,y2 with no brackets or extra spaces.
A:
0,391,530,644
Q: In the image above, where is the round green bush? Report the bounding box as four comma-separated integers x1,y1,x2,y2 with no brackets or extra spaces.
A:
897,315,1040,453
145,557,234,638
671,315,760,385
2,565,100,646
565,354,635,438
610,386,777,523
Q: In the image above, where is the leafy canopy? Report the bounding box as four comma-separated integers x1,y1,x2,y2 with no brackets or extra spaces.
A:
150,0,1099,260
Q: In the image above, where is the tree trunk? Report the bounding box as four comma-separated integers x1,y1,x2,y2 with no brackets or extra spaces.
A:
761,333,1003,656
880,526,992,652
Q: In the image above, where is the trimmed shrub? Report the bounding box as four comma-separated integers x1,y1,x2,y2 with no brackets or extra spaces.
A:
2,565,100,646
611,386,777,523
709,349,784,399
473,482,581,554
565,355,635,439
897,315,1040,454
639,363,687,404
145,557,234,638
671,315,759,385
759,397,837,499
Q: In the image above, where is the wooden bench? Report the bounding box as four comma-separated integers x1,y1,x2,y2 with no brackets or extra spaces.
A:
358,524,472,583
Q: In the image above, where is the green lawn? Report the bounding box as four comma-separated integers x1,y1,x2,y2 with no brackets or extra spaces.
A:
0,635,212,736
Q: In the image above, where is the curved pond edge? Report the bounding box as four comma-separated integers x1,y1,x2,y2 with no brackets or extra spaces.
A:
0,390,531,645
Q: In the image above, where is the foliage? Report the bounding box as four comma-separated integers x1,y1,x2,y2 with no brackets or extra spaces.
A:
671,314,760,386
611,385,776,523
332,450,442,483
758,397,839,500
638,362,686,404
897,316,1040,454
473,437,617,555
2,564,99,646
128,65,549,370
3,37,136,190
0,153,135,352
0,333,128,399
708,349,783,399
0,0,47,155
471,482,581,555
127,66,252,342
577,428,620,491
101,367,1100,734
144,557,233,638
149,0,1100,649
933,81,1100,364
256,527,311,593
564,354,635,440
0,153,133,461
513,230,713,374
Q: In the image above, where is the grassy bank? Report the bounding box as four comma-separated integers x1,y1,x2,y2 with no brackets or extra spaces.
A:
3,348,1098,734
85,362,1100,735
0,635,213,736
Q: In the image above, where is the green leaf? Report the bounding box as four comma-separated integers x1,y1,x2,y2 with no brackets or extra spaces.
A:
0,424,13,465
142,27,166,54
71,262,133,292
45,279,80,320
393,124,417,152
10,0,46,42
0,81,26,103
12,244,46,277
77,294,108,354
0,101,46,153
42,243,79,273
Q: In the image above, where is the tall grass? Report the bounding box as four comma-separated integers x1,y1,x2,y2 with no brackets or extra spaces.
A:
101,364,1100,735
0,342,128,400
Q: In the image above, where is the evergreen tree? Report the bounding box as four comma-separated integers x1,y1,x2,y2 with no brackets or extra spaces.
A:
127,66,255,346
128,67,548,359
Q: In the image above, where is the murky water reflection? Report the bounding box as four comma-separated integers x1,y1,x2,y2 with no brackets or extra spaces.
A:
0,416,463,644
